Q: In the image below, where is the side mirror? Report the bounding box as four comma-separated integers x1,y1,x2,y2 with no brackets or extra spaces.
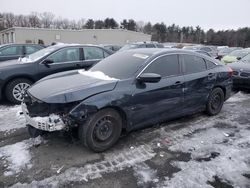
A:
137,73,161,83
237,57,241,60
43,59,54,67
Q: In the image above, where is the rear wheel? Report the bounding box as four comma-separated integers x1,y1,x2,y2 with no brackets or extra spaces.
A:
5,78,33,104
78,108,122,152
206,88,224,116
27,125,46,138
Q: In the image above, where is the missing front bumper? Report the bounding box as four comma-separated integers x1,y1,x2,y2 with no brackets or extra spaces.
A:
21,103,66,132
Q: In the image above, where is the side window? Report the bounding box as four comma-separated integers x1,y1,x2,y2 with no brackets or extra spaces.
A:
143,55,179,77
84,47,104,60
156,44,164,48
181,54,206,74
48,48,80,63
201,47,212,52
205,59,216,69
26,46,41,55
138,44,146,48
146,44,155,48
103,51,110,58
0,46,23,56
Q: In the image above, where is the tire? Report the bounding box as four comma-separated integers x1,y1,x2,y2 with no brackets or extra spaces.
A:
206,88,225,116
5,78,33,104
78,108,122,152
27,125,46,138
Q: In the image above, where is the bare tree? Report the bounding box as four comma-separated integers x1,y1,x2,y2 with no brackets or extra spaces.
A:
40,12,54,28
3,13,16,28
28,12,41,28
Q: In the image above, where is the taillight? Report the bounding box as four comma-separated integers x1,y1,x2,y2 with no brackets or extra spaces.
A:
228,67,233,77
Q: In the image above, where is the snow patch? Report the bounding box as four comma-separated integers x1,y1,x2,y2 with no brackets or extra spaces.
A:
0,136,45,176
12,145,156,187
227,91,249,103
32,114,61,122
0,105,26,132
133,163,158,186
160,118,250,188
78,70,118,80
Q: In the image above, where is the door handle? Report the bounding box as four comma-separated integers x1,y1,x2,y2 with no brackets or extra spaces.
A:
208,73,214,76
174,81,182,85
76,63,81,68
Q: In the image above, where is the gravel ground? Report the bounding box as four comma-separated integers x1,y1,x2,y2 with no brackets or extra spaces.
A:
0,92,249,188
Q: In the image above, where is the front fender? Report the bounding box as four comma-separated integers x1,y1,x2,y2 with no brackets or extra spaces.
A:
68,90,130,124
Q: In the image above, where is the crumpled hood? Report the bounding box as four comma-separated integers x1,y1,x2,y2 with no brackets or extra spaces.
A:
28,70,118,103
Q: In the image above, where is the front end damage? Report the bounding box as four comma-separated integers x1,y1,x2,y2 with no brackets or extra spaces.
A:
22,93,98,132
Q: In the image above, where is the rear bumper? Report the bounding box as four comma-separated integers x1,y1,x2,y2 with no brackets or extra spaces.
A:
22,103,66,132
232,77,250,90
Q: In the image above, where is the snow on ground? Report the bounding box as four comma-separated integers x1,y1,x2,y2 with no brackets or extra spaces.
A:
0,136,45,176
3,92,250,187
0,105,26,132
133,162,159,186
227,91,250,103
12,145,156,187
155,92,250,188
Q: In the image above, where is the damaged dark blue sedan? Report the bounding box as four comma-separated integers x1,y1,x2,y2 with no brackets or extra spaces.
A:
22,49,233,152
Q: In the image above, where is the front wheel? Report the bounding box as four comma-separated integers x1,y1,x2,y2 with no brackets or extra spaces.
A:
206,88,225,116
78,108,122,152
5,78,33,104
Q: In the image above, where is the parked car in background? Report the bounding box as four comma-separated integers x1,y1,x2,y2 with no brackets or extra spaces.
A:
183,45,218,58
0,43,44,62
119,42,164,51
221,49,250,64
186,49,212,57
217,47,243,60
100,44,122,52
228,53,250,90
0,44,112,103
22,49,232,152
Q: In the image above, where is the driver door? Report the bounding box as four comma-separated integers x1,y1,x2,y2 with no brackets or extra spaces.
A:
129,54,185,130
37,47,82,79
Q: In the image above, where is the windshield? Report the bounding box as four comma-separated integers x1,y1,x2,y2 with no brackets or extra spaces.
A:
20,45,60,63
89,51,150,79
119,44,138,51
229,50,250,58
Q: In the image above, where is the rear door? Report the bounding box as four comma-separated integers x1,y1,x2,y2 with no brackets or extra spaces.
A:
37,47,82,79
130,54,185,130
180,54,217,113
82,46,110,70
0,45,24,61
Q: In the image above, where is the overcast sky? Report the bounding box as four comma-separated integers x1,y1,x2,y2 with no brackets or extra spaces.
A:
1,0,250,31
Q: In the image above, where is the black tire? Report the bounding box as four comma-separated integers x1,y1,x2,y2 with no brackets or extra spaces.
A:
206,88,225,116
78,108,122,152
5,78,33,104
27,125,46,138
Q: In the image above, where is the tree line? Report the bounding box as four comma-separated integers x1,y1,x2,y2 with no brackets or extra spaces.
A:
0,12,250,47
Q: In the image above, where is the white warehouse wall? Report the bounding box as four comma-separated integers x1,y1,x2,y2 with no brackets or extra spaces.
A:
1,27,151,45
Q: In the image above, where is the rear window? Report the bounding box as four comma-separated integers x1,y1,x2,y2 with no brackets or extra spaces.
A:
180,54,207,74
205,59,216,69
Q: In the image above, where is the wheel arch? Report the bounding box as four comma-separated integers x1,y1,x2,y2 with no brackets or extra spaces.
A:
99,106,128,130
211,85,226,99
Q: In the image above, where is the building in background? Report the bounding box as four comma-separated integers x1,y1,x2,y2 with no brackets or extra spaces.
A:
0,27,151,45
